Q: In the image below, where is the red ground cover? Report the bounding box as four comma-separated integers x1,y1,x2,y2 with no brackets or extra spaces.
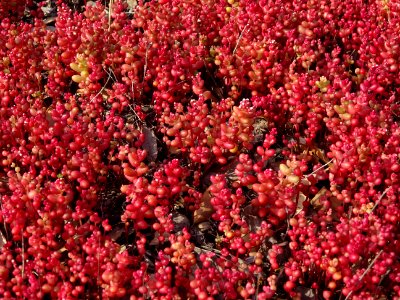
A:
0,0,399,299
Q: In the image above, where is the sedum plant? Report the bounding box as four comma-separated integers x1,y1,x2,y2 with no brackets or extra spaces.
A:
0,0,399,299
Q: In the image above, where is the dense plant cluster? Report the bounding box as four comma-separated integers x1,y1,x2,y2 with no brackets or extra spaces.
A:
0,0,399,299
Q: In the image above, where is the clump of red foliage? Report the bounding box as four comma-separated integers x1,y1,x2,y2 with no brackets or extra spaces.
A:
0,0,399,299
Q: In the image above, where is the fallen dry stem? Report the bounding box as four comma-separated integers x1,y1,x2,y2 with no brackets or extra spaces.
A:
233,23,249,56
344,249,384,300
370,186,392,213
305,159,333,177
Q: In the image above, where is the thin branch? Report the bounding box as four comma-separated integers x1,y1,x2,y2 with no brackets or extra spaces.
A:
104,66,118,82
359,250,383,281
305,159,333,177
233,23,249,56
370,186,392,213
344,250,383,300
108,0,114,31
89,68,113,103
